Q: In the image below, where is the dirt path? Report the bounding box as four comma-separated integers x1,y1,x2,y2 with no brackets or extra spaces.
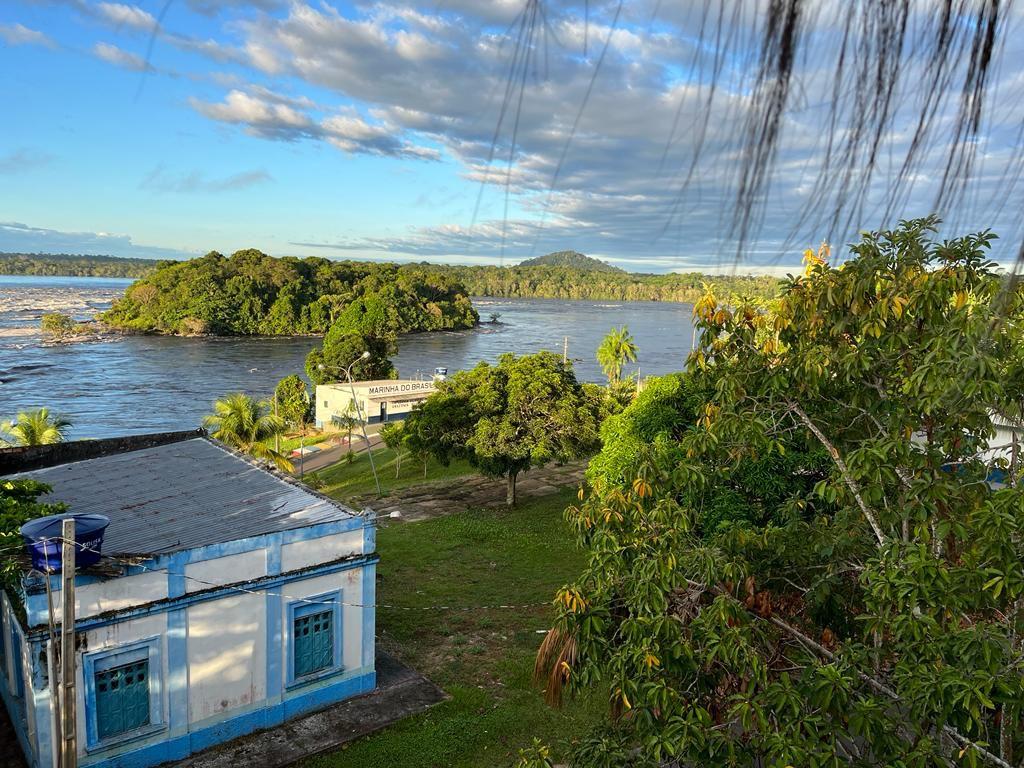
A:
349,461,587,522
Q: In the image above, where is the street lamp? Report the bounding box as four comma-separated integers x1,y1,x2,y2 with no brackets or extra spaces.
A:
317,351,382,497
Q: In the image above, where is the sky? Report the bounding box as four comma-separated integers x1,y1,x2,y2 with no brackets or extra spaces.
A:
1,0,1023,273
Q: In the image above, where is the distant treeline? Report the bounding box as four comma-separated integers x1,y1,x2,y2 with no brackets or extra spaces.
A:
0,252,160,278
102,249,478,336
426,264,783,303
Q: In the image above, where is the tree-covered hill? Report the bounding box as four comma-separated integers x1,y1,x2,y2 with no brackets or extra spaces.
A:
101,249,478,336
516,250,624,272
0,252,161,278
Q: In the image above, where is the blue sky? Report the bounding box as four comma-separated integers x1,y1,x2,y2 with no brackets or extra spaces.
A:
1,1,1023,273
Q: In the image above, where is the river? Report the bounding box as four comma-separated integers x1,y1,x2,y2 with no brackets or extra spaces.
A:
0,275,697,439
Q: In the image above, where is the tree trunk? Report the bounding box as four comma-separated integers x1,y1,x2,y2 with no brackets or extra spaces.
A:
395,449,402,478
423,457,428,478
506,471,518,506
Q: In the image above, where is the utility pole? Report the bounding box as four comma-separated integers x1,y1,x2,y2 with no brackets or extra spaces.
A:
274,392,280,455
563,336,568,364
60,518,77,768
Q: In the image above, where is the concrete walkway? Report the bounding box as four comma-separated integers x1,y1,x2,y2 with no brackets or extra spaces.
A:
172,651,445,768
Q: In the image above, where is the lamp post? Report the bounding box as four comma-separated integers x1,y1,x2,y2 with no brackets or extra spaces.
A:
318,352,382,497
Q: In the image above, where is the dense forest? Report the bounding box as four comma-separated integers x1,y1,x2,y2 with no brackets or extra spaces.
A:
0,252,159,278
102,249,478,336
430,264,782,302
516,250,624,272
8,249,784,308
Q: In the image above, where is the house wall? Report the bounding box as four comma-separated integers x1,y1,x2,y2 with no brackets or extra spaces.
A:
314,381,435,428
6,516,377,768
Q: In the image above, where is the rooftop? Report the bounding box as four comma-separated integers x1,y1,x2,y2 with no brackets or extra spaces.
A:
11,437,361,557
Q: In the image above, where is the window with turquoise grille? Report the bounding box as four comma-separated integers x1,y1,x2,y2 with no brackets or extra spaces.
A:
95,659,150,739
293,607,334,678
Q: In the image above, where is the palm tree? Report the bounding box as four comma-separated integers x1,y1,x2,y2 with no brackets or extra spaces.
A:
596,326,638,385
1,408,73,446
203,393,293,471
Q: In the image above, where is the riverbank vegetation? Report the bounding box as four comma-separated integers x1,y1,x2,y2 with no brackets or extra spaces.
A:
532,218,1024,767
102,249,478,337
0,252,160,278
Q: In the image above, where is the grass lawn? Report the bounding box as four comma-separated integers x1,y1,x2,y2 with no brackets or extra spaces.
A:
303,488,605,768
310,448,477,501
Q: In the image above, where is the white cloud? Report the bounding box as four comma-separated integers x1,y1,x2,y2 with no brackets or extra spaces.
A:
0,23,56,48
139,166,273,193
0,221,193,259
92,41,152,72
96,2,157,31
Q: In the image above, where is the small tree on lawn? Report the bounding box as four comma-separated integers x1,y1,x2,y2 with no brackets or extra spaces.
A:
331,400,361,463
404,351,604,506
273,375,311,430
379,421,406,478
535,217,1024,766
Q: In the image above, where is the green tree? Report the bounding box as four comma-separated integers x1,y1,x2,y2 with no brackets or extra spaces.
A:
305,323,397,385
596,326,638,386
203,393,292,471
1,479,65,588
273,375,311,428
538,218,1024,767
331,400,361,463
40,312,77,339
1,408,72,446
378,421,406,477
404,352,604,505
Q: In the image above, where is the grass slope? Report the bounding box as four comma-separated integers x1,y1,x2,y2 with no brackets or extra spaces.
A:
310,448,476,500
304,489,603,767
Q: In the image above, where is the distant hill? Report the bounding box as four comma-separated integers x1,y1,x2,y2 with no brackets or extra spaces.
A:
0,252,161,278
516,250,624,273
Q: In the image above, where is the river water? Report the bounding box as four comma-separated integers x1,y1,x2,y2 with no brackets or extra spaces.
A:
0,275,696,439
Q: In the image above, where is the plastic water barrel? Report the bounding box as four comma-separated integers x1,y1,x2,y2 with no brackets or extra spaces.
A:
20,513,110,572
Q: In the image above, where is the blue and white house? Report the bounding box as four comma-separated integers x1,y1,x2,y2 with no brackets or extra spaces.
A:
0,434,377,768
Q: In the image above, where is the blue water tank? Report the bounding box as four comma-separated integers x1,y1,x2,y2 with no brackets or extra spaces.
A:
20,513,110,572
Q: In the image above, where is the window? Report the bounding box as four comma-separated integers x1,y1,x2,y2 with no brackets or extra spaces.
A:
294,608,333,677
96,659,150,739
324,400,329,407
288,594,342,685
84,638,162,749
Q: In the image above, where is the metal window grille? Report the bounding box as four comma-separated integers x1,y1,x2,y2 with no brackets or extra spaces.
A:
95,659,150,739
293,608,333,678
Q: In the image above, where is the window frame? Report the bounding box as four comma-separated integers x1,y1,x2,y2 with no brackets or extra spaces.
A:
286,591,343,688
83,636,164,751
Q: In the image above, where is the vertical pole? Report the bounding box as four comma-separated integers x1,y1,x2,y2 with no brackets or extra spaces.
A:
563,336,568,364
274,392,280,455
60,519,77,768
299,430,304,478
347,368,382,496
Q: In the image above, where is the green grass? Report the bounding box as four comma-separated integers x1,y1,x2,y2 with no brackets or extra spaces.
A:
310,449,476,501
303,489,604,768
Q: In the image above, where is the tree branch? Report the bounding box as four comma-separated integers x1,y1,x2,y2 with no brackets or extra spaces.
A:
787,401,887,546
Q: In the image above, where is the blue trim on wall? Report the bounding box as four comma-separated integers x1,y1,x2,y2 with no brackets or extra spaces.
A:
25,555,378,640
82,636,164,752
77,669,375,768
264,586,283,726
166,609,188,734
361,563,376,670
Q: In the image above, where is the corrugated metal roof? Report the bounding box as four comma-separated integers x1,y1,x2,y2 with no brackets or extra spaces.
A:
14,438,360,556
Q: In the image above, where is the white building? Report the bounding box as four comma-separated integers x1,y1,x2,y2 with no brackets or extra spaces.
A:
315,379,437,428
0,434,377,768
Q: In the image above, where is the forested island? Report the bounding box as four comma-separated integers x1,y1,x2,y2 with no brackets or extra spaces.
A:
0,252,159,278
101,249,478,336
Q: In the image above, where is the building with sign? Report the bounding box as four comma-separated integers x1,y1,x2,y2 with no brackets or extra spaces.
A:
315,379,437,428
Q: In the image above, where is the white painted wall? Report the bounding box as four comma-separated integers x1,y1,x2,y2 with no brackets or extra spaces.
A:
280,531,364,573
185,550,267,594
62,570,169,622
187,592,266,724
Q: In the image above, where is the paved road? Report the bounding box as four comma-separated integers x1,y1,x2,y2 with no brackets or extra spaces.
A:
290,424,386,475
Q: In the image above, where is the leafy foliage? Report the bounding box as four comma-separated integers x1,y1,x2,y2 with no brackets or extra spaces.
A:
1,479,64,589
1,408,73,446
0,252,159,278
102,249,478,337
40,312,78,338
517,251,624,273
595,325,638,386
540,218,1024,767
273,375,312,428
305,326,397,385
203,393,292,471
404,352,606,505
